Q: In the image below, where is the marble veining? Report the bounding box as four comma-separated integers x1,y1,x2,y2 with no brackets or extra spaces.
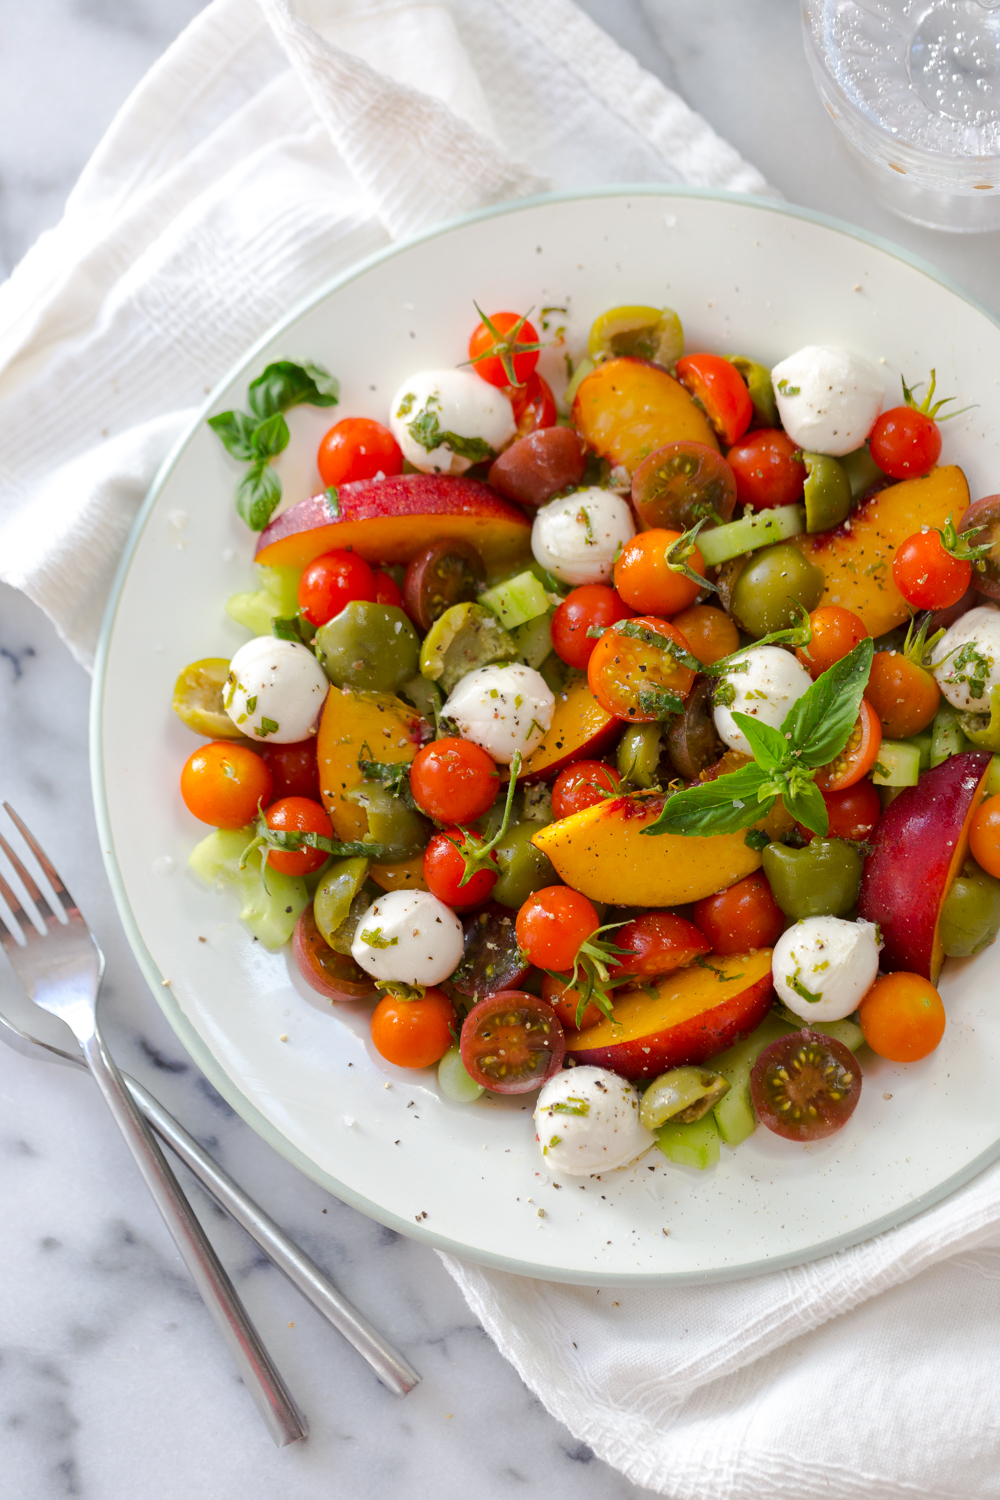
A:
1,0,999,1496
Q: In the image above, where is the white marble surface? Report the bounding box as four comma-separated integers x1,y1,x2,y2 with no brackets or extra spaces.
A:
2,1,1000,1496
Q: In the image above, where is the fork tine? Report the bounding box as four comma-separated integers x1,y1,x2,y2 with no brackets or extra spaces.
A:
2,805,75,920
0,830,56,923
0,863,35,946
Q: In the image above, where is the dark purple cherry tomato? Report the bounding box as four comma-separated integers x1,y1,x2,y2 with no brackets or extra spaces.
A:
487,426,586,508
460,991,565,1093
750,1030,862,1142
293,908,378,1003
402,540,485,631
631,441,737,532
961,495,1000,601
666,679,723,781
451,903,531,999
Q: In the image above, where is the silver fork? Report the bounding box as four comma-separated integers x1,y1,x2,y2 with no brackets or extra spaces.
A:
0,804,305,1447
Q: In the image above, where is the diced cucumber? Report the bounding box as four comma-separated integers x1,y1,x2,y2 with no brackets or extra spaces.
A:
188,828,309,949
986,754,1000,797
774,1004,865,1053
563,356,595,410
930,700,970,768
479,570,550,630
872,739,921,787
697,504,806,566
655,1114,720,1170
904,729,933,773
227,565,302,635
711,1014,789,1146
511,612,553,669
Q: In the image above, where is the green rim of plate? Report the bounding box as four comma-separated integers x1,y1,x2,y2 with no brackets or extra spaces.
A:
90,184,1000,1286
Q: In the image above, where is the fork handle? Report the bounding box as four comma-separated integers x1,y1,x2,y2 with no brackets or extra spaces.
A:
79,1029,306,1447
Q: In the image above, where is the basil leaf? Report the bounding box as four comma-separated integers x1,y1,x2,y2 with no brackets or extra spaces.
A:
730,711,787,771
407,404,494,463
641,763,774,837
236,461,282,530
781,777,829,836
783,637,874,769
249,411,290,461
272,616,305,644
207,410,258,461
247,360,340,420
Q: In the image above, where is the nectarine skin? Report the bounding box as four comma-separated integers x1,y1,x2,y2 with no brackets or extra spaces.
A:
858,750,991,982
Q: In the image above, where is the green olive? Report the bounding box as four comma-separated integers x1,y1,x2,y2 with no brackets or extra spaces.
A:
173,658,249,739
419,602,517,694
345,782,430,860
312,856,370,946
314,602,419,693
587,304,683,365
639,1067,730,1130
617,723,662,788
491,822,558,908
726,356,778,427
939,859,1000,958
729,543,824,638
840,445,884,500
802,453,851,533
761,838,863,920
397,673,442,725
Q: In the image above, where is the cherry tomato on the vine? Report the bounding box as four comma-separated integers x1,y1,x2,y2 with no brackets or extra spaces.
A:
691,871,784,955
613,529,705,616
508,372,557,434
259,739,320,802
409,738,499,824
262,796,333,876
371,988,456,1069
297,548,377,627
515,886,599,973
869,407,941,480
798,781,881,845
892,528,971,611
815,699,882,793
969,794,1000,879
795,606,868,680
726,428,805,510
550,585,632,670
865,649,940,738
587,617,696,723
551,760,621,819
468,310,542,388
317,417,402,488
858,972,945,1061
669,605,740,665
675,353,753,447
422,828,498,909
180,742,273,829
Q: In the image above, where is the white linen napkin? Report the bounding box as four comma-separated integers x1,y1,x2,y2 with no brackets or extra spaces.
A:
4,3,997,1495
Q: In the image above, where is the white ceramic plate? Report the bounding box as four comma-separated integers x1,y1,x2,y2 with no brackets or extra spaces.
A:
93,188,1000,1286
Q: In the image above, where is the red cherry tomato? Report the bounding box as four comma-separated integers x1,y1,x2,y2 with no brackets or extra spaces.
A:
515,887,599,973
468,310,541,388
262,796,333,876
297,549,377,628
613,912,710,976
691,872,784,955
814,699,882,793
460,990,565,1093
409,738,499,824
892,528,971,611
180,742,273,829
869,407,941,479
371,988,456,1069
508,372,557,434
317,417,403,487
259,739,320,802
551,760,621,819
751,1030,862,1141
675,353,753,446
550,585,632,670
293,907,377,1003
798,781,881,844
725,429,805,510
374,570,403,608
422,828,498,909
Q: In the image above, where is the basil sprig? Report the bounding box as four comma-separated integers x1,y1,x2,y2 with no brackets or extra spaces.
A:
208,360,339,531
241,811,385,870
642,637,874,840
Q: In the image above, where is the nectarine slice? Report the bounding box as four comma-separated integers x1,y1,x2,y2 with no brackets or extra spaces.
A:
572,357,718,472
566,949,774,1081
518,677,617,782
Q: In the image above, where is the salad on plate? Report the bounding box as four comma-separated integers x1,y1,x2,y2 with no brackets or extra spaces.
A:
173,299,1000,1179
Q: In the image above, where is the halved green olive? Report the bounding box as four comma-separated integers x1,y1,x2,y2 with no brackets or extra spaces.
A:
802,453,852,533
726,356,778,428
729,542,824,637
173,658,248,739
419,602,516,694
639,1066,730,1130
617,723,662,788
588,304,683,366
840,444,884,500
939,858,1000,958
312,856,370,948
345,782,430,860
315,602,419,693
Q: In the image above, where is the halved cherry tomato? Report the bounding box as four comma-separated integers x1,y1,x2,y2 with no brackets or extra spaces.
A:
969,794,1000,879
402,540,485,632
691,871,784,955
815,699,882,793
675,353,753,447
409,738,499,823
180,742,273,829
541,971,603,1031
460,990,565,1093
669,604,740,665
468,310,541,388
631,441,736,532
587,617,696,723
613,912,710,976
550,584,632,670
374,570,403,608
297,548,377,627
798,781,881,845
795,606,868,680
259,739,320,802
293,907,377,1003
318,417,402,488
869,407,941,479
892,528,971,611
508,372,557,434
858,972,945,1061
613,529,705,616
371,988,456,1069
865,650,940,738
751,1030,862,1141
262,796,333,875
422,828,498,909
725,428,805,510
551,760,621,819
451,904,530,998
515,886,599,973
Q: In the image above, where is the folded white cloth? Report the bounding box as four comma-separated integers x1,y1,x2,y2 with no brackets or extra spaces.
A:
4,3,996,1495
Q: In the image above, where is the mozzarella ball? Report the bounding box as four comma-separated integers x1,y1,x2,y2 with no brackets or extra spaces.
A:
350,890,464,986
223,636,329,743
931,603,1000,712
443,663,554,764
534,1067,654,1175
713,646,813,755
389,369,515,475
531,487,635,586
771,346,884,457
773,917,882,1022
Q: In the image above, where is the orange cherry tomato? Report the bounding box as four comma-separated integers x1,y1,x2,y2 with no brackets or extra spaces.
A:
864,649,941,738
969,794,1000,879
370,988,456,1069
541,971,603,1031
262,796,333,876
858,972,945,1061
675,353,753,446
515,887,599,973
551,760,621,819
180,742,273,829
795,606,868,680
587,617,696,723
317,417,402,487
613,529,705,615
669,604,740,665
691,871,784,955
815,699,882,793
